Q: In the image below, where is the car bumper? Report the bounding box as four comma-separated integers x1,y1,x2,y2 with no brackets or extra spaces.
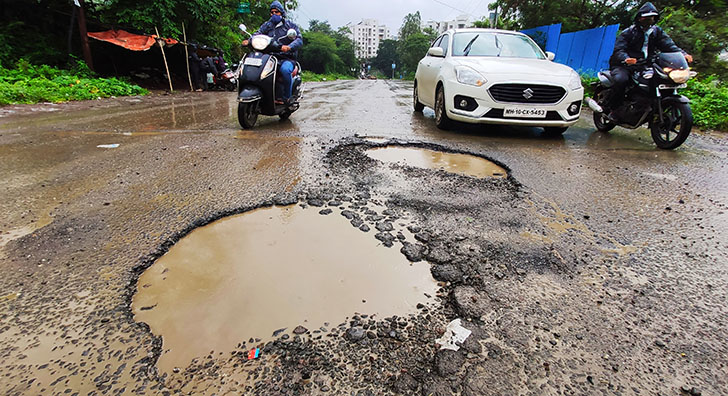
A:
444,83,584,127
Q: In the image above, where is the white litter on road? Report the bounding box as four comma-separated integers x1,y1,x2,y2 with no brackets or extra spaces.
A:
435,319,472,351
97,144,120,148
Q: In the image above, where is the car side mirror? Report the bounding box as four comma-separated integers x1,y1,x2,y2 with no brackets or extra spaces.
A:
287,29,297,40
428,47,444,57
546,51,555,61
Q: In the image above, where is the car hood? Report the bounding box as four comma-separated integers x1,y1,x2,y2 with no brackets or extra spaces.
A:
452,57,575,80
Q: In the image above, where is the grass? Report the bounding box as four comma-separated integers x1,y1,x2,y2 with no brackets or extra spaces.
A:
301,72,356,83
0,59,148,105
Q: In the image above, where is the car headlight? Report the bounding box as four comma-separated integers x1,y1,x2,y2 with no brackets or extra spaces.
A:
568,70,582,90
260,58,276,79
455,66,486,87
664,68,690,84
251,35,271,51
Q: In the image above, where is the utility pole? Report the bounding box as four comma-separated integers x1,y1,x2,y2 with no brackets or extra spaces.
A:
75,0,94,71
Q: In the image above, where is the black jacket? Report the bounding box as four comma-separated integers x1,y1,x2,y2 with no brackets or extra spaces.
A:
609,2,684,67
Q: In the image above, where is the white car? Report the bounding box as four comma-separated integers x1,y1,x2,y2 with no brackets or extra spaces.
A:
414,28,584,135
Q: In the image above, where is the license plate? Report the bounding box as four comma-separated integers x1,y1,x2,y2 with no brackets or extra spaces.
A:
244,57,263,66
503,107,546,118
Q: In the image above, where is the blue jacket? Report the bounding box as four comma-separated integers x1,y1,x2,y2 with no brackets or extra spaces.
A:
255,18,303,60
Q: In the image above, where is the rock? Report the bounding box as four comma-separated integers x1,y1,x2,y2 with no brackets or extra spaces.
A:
421,381,452,396
375,232,395,245
407,225,421,234
414,231,432,243
359,224,370,232
426,247,451,264
401,242,427,262
431,264,462,282
434,349,464,376
393,373,418,393
351,218,363,228
293,326,308,335
453,286,491,318
328,200,342,206
319,208,333,215
654,340,666,348
375,222,394,232
345,327,365,342
308,199,325,207
341,210,356,220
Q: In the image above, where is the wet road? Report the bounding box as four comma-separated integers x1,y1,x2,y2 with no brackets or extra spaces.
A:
1,80,727,395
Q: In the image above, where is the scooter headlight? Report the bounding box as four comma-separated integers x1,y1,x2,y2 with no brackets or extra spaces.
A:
260,58,276,80
251,35,271,51
665,68,690,84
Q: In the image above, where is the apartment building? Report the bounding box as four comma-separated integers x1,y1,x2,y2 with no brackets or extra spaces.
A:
346,19,391,59
423,14,472,35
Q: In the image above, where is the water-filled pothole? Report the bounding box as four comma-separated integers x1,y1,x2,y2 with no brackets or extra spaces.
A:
366,146,507,178
132,205,437,372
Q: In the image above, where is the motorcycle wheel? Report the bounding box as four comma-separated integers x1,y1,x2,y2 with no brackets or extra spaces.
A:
650,102,692,150
593,111,616,132
238,102,259,129
413,81,424,112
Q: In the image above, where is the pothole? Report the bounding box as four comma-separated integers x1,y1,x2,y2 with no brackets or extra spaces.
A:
365,146,507,178
132,204,437,372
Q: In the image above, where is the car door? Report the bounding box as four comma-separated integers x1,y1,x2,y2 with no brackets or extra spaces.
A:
417,35,443,106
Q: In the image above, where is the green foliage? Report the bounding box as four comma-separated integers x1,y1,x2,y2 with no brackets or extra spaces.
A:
371,40,400,76
0,60,148,105
682,76,728,130
398,33,430,75
301,72,355,82
298,21,357,76
398,12,422,42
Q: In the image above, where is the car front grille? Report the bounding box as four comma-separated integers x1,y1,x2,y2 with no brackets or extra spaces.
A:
489,84,566,104
483,109,564,120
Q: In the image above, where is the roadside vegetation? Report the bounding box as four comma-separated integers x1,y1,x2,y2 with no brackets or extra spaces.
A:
0,60,147,105
301,72,356,83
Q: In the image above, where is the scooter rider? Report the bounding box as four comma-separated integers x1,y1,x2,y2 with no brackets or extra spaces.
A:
242,1,302,104
607,2,692,120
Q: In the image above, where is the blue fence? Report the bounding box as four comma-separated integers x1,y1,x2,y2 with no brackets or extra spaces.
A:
521,23,621,76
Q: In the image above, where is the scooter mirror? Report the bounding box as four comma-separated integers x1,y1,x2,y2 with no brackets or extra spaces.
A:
286,29,297,39
239,24,248,34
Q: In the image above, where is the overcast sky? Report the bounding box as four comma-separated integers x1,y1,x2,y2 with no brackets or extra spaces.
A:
287,0,494,34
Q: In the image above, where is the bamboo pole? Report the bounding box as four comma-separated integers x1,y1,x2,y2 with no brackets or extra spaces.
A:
183,23,193,91
155,26,174,93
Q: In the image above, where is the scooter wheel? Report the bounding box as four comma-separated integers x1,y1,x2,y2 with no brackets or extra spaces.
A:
238,102,258,129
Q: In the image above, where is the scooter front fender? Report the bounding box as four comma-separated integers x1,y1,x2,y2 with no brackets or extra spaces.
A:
238,85,262,103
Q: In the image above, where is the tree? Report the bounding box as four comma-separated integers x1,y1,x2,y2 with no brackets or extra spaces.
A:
398,11,422,42
299,31,341,74
398,33,430,74
371,39,399,75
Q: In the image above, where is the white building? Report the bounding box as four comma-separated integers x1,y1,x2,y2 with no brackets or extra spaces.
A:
346,19,391,59
423,14,472,35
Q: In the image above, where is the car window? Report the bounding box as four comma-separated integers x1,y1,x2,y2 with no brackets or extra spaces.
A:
439,34,450,56
431,36,443,49
452,32,545,59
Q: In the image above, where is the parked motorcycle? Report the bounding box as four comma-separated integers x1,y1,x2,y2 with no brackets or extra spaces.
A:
586,52,695,149
214,67,237,91
236,24,303,129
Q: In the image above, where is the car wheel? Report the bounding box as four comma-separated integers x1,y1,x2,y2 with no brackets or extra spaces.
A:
543,126,568,136
434,86,451,130
413,81,424,113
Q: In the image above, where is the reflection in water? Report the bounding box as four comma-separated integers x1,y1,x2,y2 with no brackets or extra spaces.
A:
366,146,507,178
133,205,437,372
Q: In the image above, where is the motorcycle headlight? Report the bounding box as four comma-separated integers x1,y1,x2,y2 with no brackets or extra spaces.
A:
666,68,690,84
455,66,486,87
567,70,582,90
251,35,271,51
260,58,276,80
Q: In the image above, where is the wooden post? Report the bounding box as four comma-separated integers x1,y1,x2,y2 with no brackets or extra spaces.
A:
155,27,174,93
183,23,193,91
76,0,94,71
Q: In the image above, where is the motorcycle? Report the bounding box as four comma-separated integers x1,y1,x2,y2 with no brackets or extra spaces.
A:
586,52,696,149
213,66,237,91
236,24,303,129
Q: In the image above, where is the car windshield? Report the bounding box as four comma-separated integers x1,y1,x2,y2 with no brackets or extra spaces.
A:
452,32,545,59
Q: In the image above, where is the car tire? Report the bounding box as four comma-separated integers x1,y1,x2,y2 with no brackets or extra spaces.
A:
543,126,568,136
413,81,424,113
434,86,451,130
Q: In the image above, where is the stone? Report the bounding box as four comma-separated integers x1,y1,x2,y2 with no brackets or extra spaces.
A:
345,327,365,342
401,242,427,262
434,349,464,376
453,286,491,318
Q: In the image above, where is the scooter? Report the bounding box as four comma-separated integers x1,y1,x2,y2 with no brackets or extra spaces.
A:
236,24,303,129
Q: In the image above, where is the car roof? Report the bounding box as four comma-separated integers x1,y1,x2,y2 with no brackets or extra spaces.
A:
445,28,526,36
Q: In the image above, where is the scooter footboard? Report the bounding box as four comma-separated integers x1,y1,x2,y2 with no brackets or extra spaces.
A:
238,85,262,103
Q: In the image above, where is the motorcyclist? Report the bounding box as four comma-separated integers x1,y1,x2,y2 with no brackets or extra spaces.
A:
607,2,692,120
242,1,303,104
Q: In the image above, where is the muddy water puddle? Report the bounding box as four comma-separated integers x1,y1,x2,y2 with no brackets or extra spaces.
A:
366,146,507,178
133,205,437,372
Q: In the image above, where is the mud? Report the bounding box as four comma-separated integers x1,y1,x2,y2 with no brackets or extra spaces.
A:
133,204,437,373
1,80,726,395
366,146,508,178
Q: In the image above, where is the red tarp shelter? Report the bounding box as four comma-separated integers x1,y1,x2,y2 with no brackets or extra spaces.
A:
87,29,178,51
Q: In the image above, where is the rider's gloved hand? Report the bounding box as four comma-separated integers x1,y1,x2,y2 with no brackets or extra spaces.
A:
281,45,290,52
625,58,637,65
242,40,249,46
685,54,693,63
